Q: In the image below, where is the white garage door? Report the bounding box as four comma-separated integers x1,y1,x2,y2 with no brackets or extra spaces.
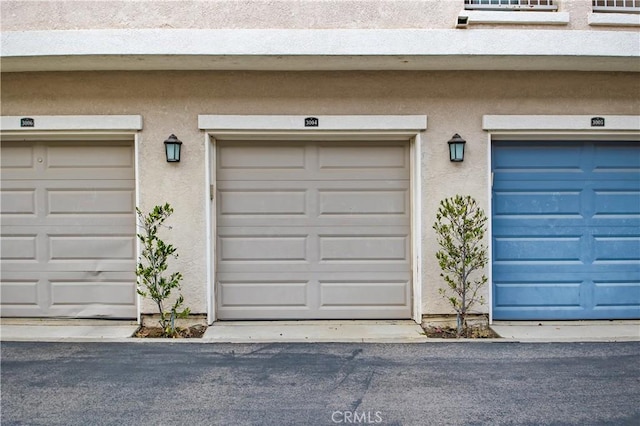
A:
216,140,412,319
0,140,136,318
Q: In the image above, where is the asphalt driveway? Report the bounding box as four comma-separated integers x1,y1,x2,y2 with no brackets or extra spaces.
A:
2,342,639,425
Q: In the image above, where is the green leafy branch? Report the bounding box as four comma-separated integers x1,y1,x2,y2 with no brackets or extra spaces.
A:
136,203,190,337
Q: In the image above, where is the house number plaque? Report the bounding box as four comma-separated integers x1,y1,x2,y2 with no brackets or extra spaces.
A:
20,117,35,127
305,117,319,127
591,117,605,127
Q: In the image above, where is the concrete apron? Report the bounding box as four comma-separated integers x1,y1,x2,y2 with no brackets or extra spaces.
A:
0,319,139,342
0,319,428,343
491,320,640,342
1,319,638,343
204,320,428,343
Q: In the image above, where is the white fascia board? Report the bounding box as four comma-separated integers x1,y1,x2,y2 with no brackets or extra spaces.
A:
483,115,640,131
461,11,570,25
589,13,640,27
0,115,143,131
198,115,428,131
2,29,639,72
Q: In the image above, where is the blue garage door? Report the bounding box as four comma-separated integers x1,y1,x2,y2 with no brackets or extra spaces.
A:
492,141,640,320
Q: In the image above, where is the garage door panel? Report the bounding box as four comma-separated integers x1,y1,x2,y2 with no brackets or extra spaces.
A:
319,234,408,262
494,236,582,263
318,187,408,218
218,235,309,262
218,181,408,227
43,143,134,180
45,143,133,168
593,142,640,169
317,143,407,170
494,280,583,309
0,188,36,215
594,281,640,308
0,144,35,169
594,190,640,216
41,168,134,181
43,304,135,318
1,141,134,180
3,209,135,228
47,188,134,215
493,225,587,237
0,279,39,305
219,188,307,217
216,139,411,320
1,180,134,225
0,271,136,318
493,142,584,170
218,142,306,169
1,227,135,272
49,234,135,261
320,280,409,307
495,260,640,275
218,280,309,308
593,235,640,262
493,189,583,216
0,234,38,261
217,263,411,274
218,217,408,228
219,141,409,181
50,280,136,305
492,141,640,320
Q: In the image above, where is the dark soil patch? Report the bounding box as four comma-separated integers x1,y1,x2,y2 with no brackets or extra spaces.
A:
423,325,500,339
133,324,207,339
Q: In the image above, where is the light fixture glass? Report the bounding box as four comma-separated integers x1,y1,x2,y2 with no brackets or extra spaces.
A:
448,133,466,162
164,134,182,162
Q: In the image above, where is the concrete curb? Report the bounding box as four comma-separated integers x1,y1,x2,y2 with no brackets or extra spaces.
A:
4,337,640,343
2,320,638,343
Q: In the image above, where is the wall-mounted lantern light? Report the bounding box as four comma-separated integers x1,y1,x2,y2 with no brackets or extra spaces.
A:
448,133,466,162
164,134,182,162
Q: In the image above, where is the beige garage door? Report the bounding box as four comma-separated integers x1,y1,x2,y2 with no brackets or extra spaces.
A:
0,140,136,318
216,140,412,319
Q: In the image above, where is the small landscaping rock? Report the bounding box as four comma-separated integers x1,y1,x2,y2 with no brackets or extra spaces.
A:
423,324,500,339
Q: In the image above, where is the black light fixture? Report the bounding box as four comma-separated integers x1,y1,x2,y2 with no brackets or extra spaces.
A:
164,134,182,162
448,133,466,162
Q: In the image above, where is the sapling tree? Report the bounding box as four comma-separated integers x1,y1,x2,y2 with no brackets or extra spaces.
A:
433,195,488,337
136,203,190,337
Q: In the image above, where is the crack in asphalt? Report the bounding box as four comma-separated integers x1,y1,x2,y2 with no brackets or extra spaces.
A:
350,369,375,412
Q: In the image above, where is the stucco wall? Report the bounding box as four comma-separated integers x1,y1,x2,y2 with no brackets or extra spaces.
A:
1,70,638,316
0,0,461,30
1,0,634,32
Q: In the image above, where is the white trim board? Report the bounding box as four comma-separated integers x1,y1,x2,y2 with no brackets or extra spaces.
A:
459,11,570,25
134,132,142,325
4,29,633,59
483,115,640,132
0,115,143,131
589,13,640,27
3,29,638,72
199,115,427,132
202,114,426,323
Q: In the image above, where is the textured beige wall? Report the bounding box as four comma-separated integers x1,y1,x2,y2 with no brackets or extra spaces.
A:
1,0,462,30
1,0,632,32
1,70,638,315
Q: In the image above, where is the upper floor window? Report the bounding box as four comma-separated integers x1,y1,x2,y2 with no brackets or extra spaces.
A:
592,0,640,13
464,0,558,10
